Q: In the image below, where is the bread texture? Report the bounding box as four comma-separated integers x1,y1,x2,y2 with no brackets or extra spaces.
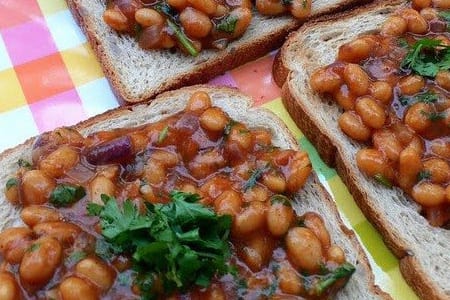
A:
0,85,389,299
273,1,450,299
66,0,371,103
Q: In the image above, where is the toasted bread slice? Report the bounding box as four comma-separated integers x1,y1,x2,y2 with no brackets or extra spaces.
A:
0,85,389,299
66,0,371,103
273,1,450,299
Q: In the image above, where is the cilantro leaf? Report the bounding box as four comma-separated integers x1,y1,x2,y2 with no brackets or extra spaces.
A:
243,164,270,191
158,126,169,143
50,184,86,207
17,159,32,169
216,15,238,33
420,110,446,121
313,263,355,295
90,191,233,298
418,170,431,181
374,174,393,188
401,38,450,77
65,251,87,267
439,10,450,22
5,178,18,190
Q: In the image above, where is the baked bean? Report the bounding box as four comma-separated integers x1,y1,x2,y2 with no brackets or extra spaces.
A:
400,9,429,34
390,122,415,145
76,257,116,292
412,182,446,206
21,205,61,227
103,8,129,32
338,38,373,63
200,176,231,199
286,227,323,273
286,154,312,193
303,212,331,249
180,8,212,39
139,24,175,50
262,172,286,193
412,0,432,9
243,185,269,202
39,145,79,178
334,85,356,111
431,139,450,159
33,222,81,245
277,263,303,295
213,4,229,17
372,129,403,162
267,200,294,236
4,180,19,205
398,147,422,190
203,285,226,300
189,149,226,179
186,91,212,111
381,16,408,36
399,75,425,95
252,129,272,146
241,232,274,272
228,124,254,151
423,158,450,183
187,0,217,15
234,201,266,235
214,190,242,216
20,236,62,287
228,8,252,38
139,183,156,203
405,102,432,133
59,277,98,300
22,170,56,205
327,245,346,264
0,272,21,300
200,107,229,132
310,67,343,94
0,227,33,264
255,0,286,15
356,149,394,180
436,70,450,91
343,64,370,96
167,0,187,10
446,185,450,203
355,96,386,129
290,0,312,20
420,7,438,20
433,0,450,9
338,111,372,141
406,136,425,156
151,150,179,168
135,8,164,27
89,175,116,205
369,81,393,104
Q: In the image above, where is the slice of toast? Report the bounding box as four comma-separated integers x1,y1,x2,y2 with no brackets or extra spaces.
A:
273,1,450,299
0,85,390,299
66,0,370,103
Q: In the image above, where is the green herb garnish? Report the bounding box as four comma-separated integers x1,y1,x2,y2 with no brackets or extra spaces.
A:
313,263,356,296
243,164,270,191
28,243,40,252
158,126,169,143
418,170,432,181
439,10,450,22
5,178,18,190
401,38,450,78
216,15,238,33
17,159,32,169
420,110,446,121
282,0,293,5
88,191,233,298
50,184,86,207
416,90,438,103
374,174,392,188
397,37,409,48
270,194,292,206
65,251,87,266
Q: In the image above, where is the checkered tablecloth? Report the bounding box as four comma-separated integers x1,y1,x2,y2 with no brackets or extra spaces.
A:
0,1,417,299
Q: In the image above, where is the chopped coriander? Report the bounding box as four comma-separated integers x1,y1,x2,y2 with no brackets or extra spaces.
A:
401,38,450,78
28,243,40,252
243,164,270,191
397,37,409,48
313,263,355,296
117,272,133,286
216,15,239,33
282,0,293,5
158,126,169,143
420,110,446,121
416,90,438,103
17,159,32,169
65,251,87,266
417,170,432,181
374,174,392,188
399,95,410,106
5,178,18,190
270,194,292,206
89,191,233,298
224,120,237,136
439,10,450,22
50,184,86,208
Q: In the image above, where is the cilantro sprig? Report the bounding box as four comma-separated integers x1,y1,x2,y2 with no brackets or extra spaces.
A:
401,38,450,78
87,191,233,298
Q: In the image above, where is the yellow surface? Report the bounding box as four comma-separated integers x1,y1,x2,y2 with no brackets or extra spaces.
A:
61,43,104,86
0,69,27,112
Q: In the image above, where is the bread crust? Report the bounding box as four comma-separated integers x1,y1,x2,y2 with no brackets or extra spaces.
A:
0,84,390,299
273,1,450,299
66,0,371,103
